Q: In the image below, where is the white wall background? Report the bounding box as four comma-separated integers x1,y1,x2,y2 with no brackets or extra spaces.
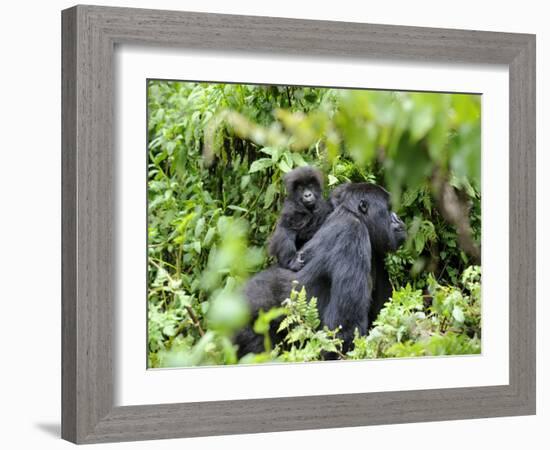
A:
0,1,546,448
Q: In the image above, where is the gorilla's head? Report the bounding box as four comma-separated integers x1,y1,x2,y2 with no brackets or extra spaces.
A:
330,183,407,253
284,166,324,210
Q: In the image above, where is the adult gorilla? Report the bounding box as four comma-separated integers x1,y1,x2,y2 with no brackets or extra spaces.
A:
235,183,406,357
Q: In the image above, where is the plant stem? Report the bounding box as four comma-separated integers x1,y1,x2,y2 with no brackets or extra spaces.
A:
184,306,205,336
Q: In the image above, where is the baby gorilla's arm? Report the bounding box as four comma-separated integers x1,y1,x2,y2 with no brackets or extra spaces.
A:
268,222,298,270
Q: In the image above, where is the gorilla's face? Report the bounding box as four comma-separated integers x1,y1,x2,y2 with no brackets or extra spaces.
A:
333,183,407,254
294,182,321,210
380,208,407,252
284,166,325,211
390,212,407,248
361,193,406,253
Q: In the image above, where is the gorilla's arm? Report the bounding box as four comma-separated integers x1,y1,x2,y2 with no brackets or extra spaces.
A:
268,223,299,270
268,202,311,271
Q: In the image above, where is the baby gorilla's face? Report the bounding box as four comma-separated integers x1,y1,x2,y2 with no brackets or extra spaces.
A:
297,183,319,209
283,166,325,212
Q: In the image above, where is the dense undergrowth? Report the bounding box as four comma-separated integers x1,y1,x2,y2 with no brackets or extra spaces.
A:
147,81,482,367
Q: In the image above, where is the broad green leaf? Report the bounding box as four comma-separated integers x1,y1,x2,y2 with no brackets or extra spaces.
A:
291,152,307,167
208,291,250,333
175,291,192,307
452,306,465,323
249,158,273,173
328,174,339,186
240,175,250,189
278,159,292,173
193,241,201,254
203,227,216,247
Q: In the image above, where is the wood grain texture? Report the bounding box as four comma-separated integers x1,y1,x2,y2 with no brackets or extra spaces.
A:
61,4,536,444
508,37,536,408
61,7,77,443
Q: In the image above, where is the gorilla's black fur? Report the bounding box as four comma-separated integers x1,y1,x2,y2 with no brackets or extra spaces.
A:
328,183,407,328
268,166,332,271
236,182,407,357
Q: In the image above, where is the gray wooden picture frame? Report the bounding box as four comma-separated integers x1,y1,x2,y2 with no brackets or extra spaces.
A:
61,4,536,444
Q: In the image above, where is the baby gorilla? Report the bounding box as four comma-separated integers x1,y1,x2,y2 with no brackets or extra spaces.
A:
268,166,332,271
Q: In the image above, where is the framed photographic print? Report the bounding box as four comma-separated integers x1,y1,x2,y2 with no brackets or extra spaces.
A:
61,5,536,444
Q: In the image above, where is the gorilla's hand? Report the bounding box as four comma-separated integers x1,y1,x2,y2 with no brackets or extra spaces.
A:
288,251,305,271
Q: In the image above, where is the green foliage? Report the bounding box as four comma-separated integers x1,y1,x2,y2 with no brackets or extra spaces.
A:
276,286,343,362
347,266,481,359
149,217,260,367
147,80,482,366
239,285,343,364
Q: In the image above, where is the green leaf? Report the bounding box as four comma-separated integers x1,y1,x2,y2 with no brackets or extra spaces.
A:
259,147,275,156
193,241,202,254
163,324,176,336
263,183,277,209
165,141,177,155
240,175,250,189
328,174,338,186
452,306,465,323
194,217,205,238
414,234,425,254
278,159,292,173
175,291,192,307
260,146,282,162
291,152,307,167
249,158,273,173
208,291,250,333
169,278,182,290
254,308,287,334
304,92,317,103
227,205,248,213
203,227,216,247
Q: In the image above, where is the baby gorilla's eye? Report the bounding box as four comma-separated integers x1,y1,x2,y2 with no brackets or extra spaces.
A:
358,199,369,214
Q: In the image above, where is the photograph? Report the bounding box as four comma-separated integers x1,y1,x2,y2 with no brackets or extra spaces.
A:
147,80,482,368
